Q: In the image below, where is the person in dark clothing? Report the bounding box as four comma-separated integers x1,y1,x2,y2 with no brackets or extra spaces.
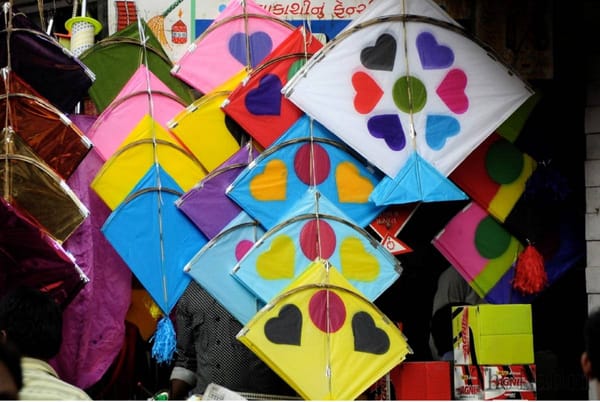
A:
169,282,295,400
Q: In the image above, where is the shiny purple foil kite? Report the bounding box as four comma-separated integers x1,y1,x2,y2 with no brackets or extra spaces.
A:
0,197,88,308
0,5,94,113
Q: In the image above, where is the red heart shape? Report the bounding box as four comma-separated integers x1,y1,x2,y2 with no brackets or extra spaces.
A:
352,71,383,114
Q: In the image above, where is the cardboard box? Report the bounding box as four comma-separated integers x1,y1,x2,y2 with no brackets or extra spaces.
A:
452,304,534,365
454,365,537,400
482,365,537,400
390,361,452,400
454,365,484,400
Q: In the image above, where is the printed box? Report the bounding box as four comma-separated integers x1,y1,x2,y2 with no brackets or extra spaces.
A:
452,304,534,365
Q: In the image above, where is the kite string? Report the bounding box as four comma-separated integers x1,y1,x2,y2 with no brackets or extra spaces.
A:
308,118,323,260
398,0,425,198
324,260,333,395
242,0,252,70
2,2,11,198
137,15,167,311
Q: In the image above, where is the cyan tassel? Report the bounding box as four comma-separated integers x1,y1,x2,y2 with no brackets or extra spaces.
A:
151,316,176,364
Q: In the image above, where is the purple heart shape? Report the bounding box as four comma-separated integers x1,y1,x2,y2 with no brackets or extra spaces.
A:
416,32,454,70
367,114,406,151
229,31,273,68
245,74,282,116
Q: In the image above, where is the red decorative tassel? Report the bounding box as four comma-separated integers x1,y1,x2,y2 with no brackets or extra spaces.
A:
512,243,548,294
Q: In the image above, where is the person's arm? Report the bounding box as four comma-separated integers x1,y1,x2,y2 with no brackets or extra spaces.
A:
168,290,198,400
169,378,193,400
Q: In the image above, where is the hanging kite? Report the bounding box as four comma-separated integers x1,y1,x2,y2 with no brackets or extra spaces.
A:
102,165,206,317
0,196,88,309
171,0,295,94
91,114,207,210
0,69,92,179
449,132,537,223
0,128,89,243
79,19,195,113
51,115,133,391
167,70,247,172
185,211,265,325
283,0,533,204
232,188,402,304
227,115,385,230
177,143,260,239
237,259,412,400
431,202,524,299
87,64,188,161
0,3,94,113
222,26,324,148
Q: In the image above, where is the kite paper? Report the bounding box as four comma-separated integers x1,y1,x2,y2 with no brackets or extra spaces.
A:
0,70,93,179
232,189,401,304
102,165,207,315
0,5,94,113
237,259,412,400
185,211,266,325
0,131,89,243
0,196,88,308
167,70,246,172
283,0,533,204
52,119,132,390
227,115,386,230
485,195,585,304
450,132,537,223
432,202,524,298
91,114,207,210
177,143,260,239
222,26,324,148
80,19,195,113
87,65,188,161
171,0,295,94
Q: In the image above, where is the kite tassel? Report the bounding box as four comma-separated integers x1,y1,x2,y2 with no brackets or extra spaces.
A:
151,316,176,364
512,242,547,295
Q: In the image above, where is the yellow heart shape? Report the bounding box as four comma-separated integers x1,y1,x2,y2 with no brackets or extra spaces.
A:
256,235,296,279
250,159,287,201
340,237,379,281
336,162,374,203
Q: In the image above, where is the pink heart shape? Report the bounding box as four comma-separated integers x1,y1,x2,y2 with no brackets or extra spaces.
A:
436,68,469,114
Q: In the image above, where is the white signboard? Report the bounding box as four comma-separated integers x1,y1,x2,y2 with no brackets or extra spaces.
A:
107,0,372,62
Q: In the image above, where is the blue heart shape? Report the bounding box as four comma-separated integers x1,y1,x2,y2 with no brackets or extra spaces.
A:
245,74,282,115
425,115,460,150
367,114,406,151
416,32,454,70
229,31,273,68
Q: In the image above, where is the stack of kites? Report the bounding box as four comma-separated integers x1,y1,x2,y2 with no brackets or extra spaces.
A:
6,0,585,398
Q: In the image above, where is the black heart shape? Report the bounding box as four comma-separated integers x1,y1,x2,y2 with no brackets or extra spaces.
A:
352,311,390,354
360,33,397,71
264,304,302,345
